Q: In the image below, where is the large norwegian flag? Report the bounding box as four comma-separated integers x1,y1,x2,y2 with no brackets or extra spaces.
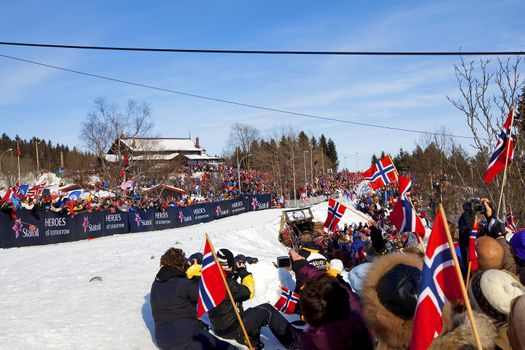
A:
468,219,479,272
484,107,515,184
363,155,398,190
274,287,300,314
410,210,464,350
387,176,425,239
197,237,227,318
323,197,347,232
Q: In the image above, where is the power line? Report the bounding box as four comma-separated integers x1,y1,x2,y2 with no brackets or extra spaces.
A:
0,52,480,140
0,41,523,56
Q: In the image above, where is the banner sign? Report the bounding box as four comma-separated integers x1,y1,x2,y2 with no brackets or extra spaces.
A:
41,211,74,245
153,208,175,231
230,198,248,215
249,194,271,211
74,211,105,240
211,201,232,220
1,210,44,248
1,194,273,248
129,208,156,233
191,203,213,225
175,206,194,227
103,210,129,236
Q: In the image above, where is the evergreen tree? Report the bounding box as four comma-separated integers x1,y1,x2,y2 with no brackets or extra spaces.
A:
326,138,339,170
319,135,328,155
371,154,378,165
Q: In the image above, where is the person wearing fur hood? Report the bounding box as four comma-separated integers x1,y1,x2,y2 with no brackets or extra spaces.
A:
360,249,423,349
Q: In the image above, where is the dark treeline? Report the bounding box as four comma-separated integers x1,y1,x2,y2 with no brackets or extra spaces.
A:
0,133,95,181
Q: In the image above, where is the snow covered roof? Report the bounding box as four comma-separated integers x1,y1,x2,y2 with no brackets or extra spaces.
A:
182,154,222,160
120,138,203,153
104,153,180,162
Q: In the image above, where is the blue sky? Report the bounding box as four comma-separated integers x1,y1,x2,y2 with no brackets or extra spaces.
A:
0,1,523,171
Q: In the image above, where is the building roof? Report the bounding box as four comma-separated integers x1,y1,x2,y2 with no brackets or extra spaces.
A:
181,154,222,160
104,153,180,162
119,137,203,153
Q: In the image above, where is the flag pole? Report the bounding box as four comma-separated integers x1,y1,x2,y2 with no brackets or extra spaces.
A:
16,140,20,183
497,107,515,217
439,204,482,350
205,233,253,350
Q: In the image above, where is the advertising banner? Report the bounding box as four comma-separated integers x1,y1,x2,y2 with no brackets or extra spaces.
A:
211,201,232,220
153,208,176,231
129,208,156,233
74,211,105,240
103,210,129,236
191,203,213,225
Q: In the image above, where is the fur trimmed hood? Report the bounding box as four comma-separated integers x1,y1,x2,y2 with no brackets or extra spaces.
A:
429,303,497,350
361,252,423,349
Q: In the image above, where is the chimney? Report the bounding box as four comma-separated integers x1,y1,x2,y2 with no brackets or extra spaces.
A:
195,137,200,149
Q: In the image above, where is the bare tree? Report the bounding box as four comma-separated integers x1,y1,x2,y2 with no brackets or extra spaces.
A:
447,56,524,215
80,97,154,180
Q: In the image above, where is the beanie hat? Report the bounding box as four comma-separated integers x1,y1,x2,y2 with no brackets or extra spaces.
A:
188,252,203,265
468,269,525,323
510,230,525,261
377,264,421,320
348,262,372,296
329,259,344,273
217,249,234,269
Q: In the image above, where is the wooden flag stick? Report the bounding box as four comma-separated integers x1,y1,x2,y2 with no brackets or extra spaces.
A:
497,107,515,217
439,204,482,350
205,233,253,350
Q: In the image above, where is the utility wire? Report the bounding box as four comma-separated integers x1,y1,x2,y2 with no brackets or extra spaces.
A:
0,52,480,140
0,41,523,56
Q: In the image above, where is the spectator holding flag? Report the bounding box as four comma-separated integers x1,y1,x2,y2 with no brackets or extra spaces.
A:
149,247,236,350
208,248,298,350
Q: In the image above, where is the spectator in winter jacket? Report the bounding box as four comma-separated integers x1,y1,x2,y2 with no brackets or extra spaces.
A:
150,247,236,350
289,249,373,349
208,248,298,350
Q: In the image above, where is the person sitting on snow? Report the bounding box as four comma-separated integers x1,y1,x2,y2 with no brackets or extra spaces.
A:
150,247,236,350
208,248,299,350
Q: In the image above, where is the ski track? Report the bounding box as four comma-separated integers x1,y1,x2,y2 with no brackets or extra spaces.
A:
0,200,367,349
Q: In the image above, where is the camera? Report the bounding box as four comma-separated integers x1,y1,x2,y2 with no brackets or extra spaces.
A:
462,198,486,215
234,254,259,265
276,256,291,268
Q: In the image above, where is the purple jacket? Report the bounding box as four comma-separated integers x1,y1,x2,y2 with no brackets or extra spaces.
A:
294,260,373,350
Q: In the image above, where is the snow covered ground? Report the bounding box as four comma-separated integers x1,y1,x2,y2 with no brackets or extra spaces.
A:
0,200,367,350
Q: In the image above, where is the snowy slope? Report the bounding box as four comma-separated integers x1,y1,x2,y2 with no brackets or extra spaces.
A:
0,201,367,350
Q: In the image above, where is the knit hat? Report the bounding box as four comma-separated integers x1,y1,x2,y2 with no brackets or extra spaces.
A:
376,264,421,320
348,262,372,296
329,259,344,273
468,269,525,323
510,230,525,261
217,249,234,269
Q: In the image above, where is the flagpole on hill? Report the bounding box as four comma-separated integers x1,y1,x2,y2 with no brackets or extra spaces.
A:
497,107,515,217
16,140,20,183
439,204,482,350
205,233,253,350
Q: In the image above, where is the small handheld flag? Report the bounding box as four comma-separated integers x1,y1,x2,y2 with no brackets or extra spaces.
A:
324,198,347,232
274,287,300,314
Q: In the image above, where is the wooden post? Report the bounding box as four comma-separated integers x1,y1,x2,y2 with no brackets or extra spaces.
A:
205,234,253,350
439,204,482,350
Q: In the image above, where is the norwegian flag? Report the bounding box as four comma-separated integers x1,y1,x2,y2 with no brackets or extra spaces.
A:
197,237,227,318
506,205,517,234
387,176,426,239
26,182,46,198
484,107,515,184
468,219,479,272
410,210,464,350
363,156,398,190
12,182,28,200
274,287,300,314
323,197,347,232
